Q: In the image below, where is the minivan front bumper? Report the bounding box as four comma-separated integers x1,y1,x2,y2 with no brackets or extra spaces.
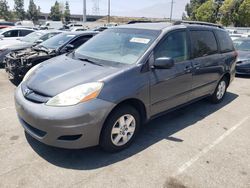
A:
15,85,116,149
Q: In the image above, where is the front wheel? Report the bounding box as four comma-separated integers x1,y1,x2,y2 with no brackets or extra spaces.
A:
209,77,228,104
100,105,140,152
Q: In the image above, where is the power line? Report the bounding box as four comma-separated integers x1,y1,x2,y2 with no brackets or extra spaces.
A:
92,0,100,15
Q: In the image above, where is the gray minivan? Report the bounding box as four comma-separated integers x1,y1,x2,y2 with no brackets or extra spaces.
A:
15,21,237,152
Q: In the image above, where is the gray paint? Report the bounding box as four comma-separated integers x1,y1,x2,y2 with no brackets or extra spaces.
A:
15,23,237,149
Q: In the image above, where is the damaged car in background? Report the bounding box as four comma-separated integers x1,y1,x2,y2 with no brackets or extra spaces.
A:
0,30,63,67
4,31,97,84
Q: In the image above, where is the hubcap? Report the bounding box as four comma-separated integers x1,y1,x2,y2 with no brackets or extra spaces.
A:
111,114,136,146
216,81,226,100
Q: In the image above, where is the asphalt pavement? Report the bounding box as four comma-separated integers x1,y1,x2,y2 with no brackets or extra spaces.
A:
0,69,249,188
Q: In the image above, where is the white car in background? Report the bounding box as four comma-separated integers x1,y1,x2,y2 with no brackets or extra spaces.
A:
0,27,34,40
70,27,87,32
15,20,35,28
39,21,63,30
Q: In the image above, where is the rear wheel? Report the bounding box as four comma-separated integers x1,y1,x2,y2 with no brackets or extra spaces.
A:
100,105,140,152
209,77,228,104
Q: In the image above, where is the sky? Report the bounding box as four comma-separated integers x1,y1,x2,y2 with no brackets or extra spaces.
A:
7,0,190,19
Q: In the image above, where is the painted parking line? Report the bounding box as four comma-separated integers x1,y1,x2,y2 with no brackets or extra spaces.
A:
174,116,250,176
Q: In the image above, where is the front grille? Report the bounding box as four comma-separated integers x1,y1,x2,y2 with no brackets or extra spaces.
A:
21,83,51,103
20,117,47,137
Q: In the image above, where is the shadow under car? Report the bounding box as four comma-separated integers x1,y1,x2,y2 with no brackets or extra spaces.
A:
25,92,238,170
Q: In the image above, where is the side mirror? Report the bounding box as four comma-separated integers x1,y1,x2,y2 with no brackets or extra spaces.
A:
153,57,174,69
0,35,4,39
35,39,43,44
64,44,74,52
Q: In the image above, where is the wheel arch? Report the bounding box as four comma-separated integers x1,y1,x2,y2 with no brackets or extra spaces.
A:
222,72,231,87
113,98,148,124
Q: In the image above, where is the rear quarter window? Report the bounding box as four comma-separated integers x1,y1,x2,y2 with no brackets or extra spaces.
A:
216,30,235,53
20,30,33,36
191,30,218,58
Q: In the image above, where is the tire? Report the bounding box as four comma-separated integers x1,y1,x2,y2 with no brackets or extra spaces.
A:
100,105,140,152
209,77,228,104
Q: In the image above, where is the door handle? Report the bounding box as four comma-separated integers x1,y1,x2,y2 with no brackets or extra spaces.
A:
193,63,200,70
185,65,192,73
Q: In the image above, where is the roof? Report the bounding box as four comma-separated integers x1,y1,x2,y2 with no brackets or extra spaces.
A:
1,27,34,31
117,22,172,30
116,21,225,31
35,30,64,34
61,31,98,36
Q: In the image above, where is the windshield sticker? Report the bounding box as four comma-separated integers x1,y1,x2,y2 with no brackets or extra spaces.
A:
130,37,150,44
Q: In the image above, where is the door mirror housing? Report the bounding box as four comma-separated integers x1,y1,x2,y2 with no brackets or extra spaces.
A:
64,44,74,52
0,35,4,39
35,39,43,44
153,57,174,69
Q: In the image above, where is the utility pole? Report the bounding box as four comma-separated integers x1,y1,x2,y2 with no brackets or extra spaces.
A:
170,0,174,22
83,0,87,22
108,0,111,23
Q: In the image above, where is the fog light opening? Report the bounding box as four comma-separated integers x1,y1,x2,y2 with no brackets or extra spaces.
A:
57,134,82,141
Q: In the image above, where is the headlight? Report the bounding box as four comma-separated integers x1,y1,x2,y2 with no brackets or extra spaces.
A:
46,82,104,106
22,64,41,82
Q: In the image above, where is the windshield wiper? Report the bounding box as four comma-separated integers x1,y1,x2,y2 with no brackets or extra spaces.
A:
78,58,103,67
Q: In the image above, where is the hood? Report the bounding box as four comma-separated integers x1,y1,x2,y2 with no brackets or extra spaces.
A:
9,47,50,60
0,39,31,50
26,54,121,96
237,50,250,62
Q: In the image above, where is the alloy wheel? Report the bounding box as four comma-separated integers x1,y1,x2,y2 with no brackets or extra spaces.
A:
216,80,226,100
111,114,136,146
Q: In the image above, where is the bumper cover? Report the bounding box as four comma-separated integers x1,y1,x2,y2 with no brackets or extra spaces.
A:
15,85,116,149
236,65,250,75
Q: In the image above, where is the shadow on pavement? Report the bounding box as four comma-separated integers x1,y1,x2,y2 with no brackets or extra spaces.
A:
236,74,250,79
26,92,238,170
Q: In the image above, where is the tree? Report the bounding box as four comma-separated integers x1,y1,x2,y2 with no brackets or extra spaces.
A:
64,1,71,22
14,0,26,20
27,0,39,22
195,0,217,23
0,0,12,21
238,0,250,26
219,0,235,26
185,0,207,20
50,1,63,21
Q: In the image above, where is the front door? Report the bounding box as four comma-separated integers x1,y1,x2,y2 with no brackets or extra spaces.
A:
150,30,193,116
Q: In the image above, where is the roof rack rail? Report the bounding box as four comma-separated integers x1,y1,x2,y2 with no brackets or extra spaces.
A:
127,20,167,24
173,20,224,29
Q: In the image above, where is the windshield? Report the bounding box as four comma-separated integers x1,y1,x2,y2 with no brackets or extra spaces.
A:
21,32,43,43
40,33,76,49
0,28,9,34
75,28,160,65
233,40,250,51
